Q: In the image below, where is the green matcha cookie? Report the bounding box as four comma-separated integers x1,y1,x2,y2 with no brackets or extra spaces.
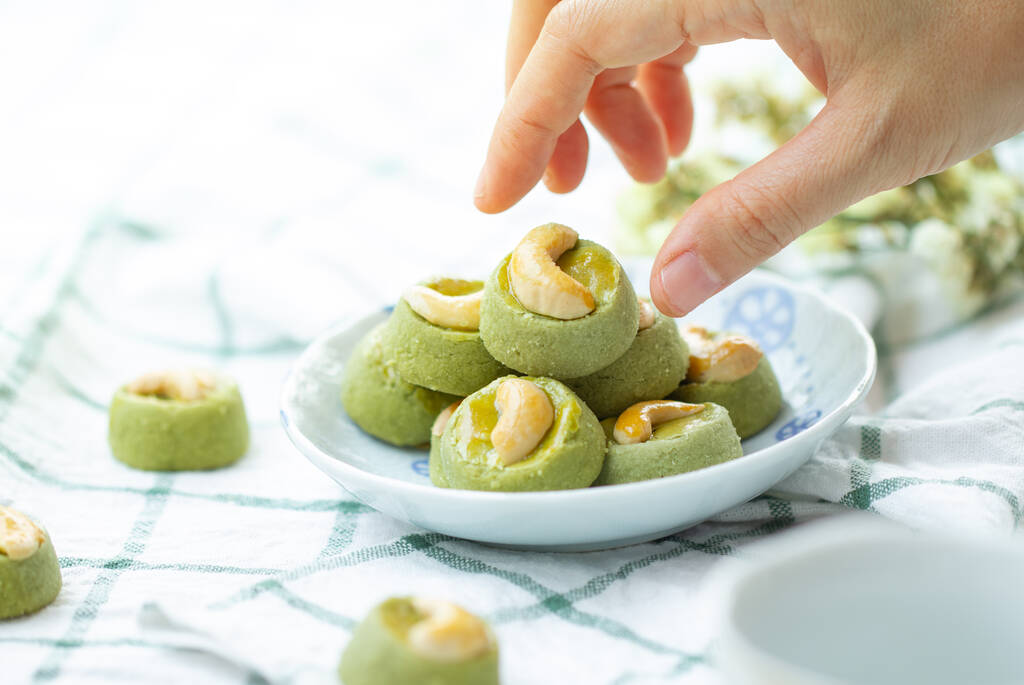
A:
384,277,509,396
479,224,639,379
0,506,61,620
342,324,461,447
671,326,783,438
437,376,605,491
428,440,448,487
108,369,249,471
595,401,743,486
566,299,689,418
339,596,499,685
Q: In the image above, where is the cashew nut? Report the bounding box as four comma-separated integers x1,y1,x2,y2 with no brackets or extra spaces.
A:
509,223,595,320
404,280,482,331
431,400,462,438
127,369,216,402
638,298,656,331
681,326,763,383
0,506,45,561
407,598,492,662
613,400,705,445
490,378,554,465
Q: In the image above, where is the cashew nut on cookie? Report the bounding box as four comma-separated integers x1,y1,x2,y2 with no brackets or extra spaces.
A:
509,224,595,320
0,506,45,561
490,378,554,465
432,401,462,438
404,280,483,331
407,598,492,662
127,369,216,402
613,400,705,445
682,326,763,383
637,298,656,331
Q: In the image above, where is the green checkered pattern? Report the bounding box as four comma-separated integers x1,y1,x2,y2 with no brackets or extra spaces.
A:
2,215,1023,684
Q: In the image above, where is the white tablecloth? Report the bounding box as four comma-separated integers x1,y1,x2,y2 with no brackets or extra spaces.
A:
2,3,1022,683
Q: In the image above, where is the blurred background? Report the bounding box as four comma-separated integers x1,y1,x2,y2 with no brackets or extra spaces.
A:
3,1,1020,370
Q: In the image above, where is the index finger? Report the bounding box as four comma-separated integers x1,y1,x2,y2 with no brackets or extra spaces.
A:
475,16,602,213
506,0,560,92
475,0,688,213
506,0,591,195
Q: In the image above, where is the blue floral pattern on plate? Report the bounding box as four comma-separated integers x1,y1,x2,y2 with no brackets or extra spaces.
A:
723,285,795,352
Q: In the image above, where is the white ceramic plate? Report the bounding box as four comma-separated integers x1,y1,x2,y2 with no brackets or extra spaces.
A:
280,268,875,551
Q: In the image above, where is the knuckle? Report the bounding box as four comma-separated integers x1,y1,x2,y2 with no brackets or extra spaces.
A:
514,112,557,137
718,181,798,261
545,0,587,41
495,110,554,158
544,0,603,72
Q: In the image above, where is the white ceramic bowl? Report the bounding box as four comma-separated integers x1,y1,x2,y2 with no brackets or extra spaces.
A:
280,269,875,551
712,519,1024,685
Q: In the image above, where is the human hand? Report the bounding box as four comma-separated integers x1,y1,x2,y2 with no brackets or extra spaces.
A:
499,0,697,196
475,0,1024,316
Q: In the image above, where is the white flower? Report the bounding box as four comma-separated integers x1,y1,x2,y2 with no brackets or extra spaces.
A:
909,219,986,314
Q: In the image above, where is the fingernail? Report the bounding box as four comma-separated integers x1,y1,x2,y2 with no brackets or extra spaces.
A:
658,251,722,316
474,167,488,201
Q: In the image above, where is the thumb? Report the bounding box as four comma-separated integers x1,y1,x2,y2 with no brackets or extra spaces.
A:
650,100,898,316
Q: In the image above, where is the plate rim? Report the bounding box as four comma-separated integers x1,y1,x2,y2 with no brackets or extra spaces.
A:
280,268,877,505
